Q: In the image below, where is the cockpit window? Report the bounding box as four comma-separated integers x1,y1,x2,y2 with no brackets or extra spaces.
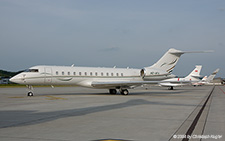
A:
25,69,39,72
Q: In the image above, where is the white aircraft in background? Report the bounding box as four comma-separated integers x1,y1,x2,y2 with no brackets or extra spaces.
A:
192,68,220,86
10,48,209,96
159,65,202,90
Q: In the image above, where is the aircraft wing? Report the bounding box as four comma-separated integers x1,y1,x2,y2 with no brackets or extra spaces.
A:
159,82,186,87
91,79,199,89
91,81,159,89
159,80,198,87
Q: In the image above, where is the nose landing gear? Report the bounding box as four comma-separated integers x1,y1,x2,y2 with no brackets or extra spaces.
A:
27,92,34,96
27,85,34,96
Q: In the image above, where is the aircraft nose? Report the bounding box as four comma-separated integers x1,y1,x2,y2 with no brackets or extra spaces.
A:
9,75,22,84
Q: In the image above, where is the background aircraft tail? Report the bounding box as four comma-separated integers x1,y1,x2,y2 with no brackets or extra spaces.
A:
202,76,208,81
185,65,202,80
206,68,220,82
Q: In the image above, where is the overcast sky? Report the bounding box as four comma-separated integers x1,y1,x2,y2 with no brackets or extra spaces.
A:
0,0,225,77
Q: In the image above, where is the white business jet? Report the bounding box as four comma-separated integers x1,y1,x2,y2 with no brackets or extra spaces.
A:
9,48,208,96
159,65,202,90
192,68,220,86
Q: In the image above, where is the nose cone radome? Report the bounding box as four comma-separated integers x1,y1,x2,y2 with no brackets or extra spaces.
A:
9,75,22,84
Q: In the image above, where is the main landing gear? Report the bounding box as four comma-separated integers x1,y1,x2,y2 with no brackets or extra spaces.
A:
109,89,117,94
27,85,34,96
109,89,129,95
168,86,174,90
120,89,129,95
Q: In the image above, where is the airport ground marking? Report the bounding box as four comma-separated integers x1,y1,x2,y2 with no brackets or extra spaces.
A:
9,96,25,98
93,139,132,141
183,86,214,141
169,86,215,141
44,95,67,100
218,86,225,94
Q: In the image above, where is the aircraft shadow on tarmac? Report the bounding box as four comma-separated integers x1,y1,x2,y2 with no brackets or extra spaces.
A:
0,99,196,128
36,88,190,96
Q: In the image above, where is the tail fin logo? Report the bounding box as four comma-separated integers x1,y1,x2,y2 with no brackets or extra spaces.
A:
160,59,177,67
160,63,167,67
168,59,178,65
167,65,176,73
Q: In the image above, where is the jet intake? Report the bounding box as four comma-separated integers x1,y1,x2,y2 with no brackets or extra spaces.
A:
140,68,146,78
140,67,172,80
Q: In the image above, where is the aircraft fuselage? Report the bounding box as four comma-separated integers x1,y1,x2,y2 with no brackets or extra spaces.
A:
10,65,173,88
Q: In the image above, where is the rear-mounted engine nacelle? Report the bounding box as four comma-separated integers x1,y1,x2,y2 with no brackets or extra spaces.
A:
140,68,146,78
140,68,168,79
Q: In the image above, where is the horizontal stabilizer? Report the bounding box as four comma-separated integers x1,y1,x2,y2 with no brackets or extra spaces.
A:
190,75,202,78
170,50,214,54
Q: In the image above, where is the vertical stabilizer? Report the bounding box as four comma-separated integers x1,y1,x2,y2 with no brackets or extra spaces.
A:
202,76,208,81
206,69,220,82
149,48,185,73
148,48,210,73
185,65,202,80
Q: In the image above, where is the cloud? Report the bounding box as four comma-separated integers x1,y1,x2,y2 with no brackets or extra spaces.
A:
218,8,225,12
100,47,120,52
4,0,89,20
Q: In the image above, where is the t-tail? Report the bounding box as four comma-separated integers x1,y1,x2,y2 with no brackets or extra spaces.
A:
185,65,202,81
147,48,210,73
206,68,220,83
194,68,220,86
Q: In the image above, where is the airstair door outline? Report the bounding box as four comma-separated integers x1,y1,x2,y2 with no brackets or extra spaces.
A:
45,67,52,83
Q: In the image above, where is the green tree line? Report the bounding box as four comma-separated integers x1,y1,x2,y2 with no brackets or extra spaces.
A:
0,70,23,78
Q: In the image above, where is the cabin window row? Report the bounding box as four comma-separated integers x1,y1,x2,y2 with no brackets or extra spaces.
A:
55,71,124,77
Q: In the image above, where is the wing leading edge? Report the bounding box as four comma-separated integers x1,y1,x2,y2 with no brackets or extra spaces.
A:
91,80,196,89
91,81,160,89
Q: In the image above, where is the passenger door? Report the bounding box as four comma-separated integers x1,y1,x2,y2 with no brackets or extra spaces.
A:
44,67,52,83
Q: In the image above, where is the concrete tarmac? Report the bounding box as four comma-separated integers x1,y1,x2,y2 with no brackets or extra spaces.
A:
0,86,224,141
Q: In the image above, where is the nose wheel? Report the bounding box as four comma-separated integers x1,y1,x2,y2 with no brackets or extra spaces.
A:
27,92,34,96
27,85,34,96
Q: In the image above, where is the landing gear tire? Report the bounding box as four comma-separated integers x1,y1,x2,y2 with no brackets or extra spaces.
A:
27,92,34,97
109,89,117,94
120,89,129,95
168,86,174,90
27,85,34,96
